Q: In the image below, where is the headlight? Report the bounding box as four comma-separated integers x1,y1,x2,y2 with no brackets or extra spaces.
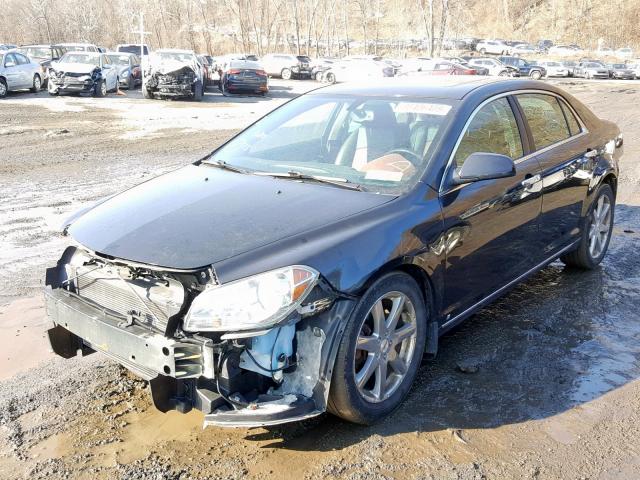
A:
183,266,319,332
122,71,129,77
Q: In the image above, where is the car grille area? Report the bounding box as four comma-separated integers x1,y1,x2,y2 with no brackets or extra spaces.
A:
72,263,185,333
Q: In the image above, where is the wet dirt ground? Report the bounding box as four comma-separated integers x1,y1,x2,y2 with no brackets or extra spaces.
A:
0,79,639,479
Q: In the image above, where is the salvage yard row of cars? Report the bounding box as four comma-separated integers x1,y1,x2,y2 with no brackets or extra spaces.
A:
2,40,640,100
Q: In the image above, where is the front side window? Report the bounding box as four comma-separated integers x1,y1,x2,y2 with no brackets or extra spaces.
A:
516,93,570,150
453,97,523,168
207,95,455,194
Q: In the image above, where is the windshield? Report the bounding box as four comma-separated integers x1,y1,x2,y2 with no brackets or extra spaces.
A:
612,64,626,69
205,94,454,195
153,52,195,63
107,54,131,65
119,45,148,55
60,53,100,64
586,63,603,68
19,47,51,59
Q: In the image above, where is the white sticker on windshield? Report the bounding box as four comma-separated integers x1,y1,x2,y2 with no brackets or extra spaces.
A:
395,103,451,116
364,170,404,182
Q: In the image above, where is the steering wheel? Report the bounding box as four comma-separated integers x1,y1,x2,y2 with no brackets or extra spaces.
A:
385,148,423,167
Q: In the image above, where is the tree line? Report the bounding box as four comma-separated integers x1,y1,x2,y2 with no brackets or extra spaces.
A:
2,0,638,57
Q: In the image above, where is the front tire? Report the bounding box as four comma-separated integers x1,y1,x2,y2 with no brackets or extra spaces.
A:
30,74,41,93
328,272,427,425
561,184,614,269
94,79,107,97
326,72,336,84
0,78,7,98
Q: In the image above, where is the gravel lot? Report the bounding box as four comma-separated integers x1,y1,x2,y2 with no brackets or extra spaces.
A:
1,78,639,480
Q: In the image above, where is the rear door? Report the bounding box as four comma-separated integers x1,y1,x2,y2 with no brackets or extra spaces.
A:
514,92,595,255
439,96,543,323
14,53,33,87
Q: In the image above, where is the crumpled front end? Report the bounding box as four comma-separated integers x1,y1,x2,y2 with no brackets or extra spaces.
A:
48,67,100,94
45,246,354,427
145,66,198,98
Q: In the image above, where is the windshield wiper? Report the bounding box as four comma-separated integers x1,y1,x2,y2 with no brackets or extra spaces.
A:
201,159,249,174
255,170,364,191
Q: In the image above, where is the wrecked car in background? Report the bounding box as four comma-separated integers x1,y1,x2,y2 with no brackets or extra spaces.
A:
44,78,620,428
48,52,119,97
143,49,204,101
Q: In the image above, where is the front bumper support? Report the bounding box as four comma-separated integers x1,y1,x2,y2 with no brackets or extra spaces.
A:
44,288,210,380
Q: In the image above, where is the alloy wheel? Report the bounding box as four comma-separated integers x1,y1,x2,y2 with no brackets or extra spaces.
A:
34,76,41,90
101,81,107,96
353,292,418,403
0,81,6,97
588,194,612,258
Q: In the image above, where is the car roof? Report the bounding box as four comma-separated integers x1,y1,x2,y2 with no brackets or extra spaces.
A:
309,77,531,100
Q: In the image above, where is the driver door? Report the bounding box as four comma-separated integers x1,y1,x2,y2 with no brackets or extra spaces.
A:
438,96,544,323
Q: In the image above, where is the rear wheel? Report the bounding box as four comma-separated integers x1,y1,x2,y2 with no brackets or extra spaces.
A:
281,68,292,80
326,72,336,84
328,272,427,425
126,74,134,90
30,74,41,93
530,70,542,80
561,184,614,269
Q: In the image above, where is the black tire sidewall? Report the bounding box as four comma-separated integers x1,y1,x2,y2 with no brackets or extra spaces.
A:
0,79,7,98
329,272,427,424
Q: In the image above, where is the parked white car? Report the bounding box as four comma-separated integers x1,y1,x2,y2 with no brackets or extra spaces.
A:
467,57,519,76
548,45,583,56
260,53,312,79
48,51,119,96
56,43,100,53
322,59,393,83
0,50,43,97
537,60,569,77
615,47,634,59
509,44,538,56
475,40,510,55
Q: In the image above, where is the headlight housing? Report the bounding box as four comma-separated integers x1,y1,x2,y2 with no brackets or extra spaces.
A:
183,266,319,332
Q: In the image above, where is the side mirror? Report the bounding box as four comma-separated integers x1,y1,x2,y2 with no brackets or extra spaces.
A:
453,152,516,184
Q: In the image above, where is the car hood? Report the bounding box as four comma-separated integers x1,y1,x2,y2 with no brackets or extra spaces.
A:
51,62,99,74
67,164,391,270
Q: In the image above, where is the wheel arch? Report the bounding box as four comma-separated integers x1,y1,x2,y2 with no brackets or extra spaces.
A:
354,258,440,355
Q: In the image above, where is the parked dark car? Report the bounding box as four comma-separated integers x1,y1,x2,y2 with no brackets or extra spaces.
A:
45,77,620,428
537,39,554,52
498,56,546,79
607,63,635,80
17,44,65,86
106,52,141,90
219,60,268,95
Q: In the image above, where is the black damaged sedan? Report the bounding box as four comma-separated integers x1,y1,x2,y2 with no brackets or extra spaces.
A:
45,77,621,427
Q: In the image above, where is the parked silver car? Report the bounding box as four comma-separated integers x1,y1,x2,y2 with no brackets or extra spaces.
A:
0,50,43,98
574,62,609,79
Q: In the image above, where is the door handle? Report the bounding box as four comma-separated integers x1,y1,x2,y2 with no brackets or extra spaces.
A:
521,174,541,189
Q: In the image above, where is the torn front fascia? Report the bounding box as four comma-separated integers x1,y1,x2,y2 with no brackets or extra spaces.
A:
203,283,358,427
145,66,198,96
48,67,100,93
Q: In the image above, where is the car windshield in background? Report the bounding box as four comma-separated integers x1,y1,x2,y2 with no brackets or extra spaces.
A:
20,47,50,59
612,64,626,69
586,63,603,68
61,53,100,64
107,54,130,65
155,52,194,63
119,45,148,55
206,94,454,195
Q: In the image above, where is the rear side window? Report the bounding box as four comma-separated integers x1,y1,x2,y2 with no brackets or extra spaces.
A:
453,97,523,167
558,99,582,136
516,94,570,150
